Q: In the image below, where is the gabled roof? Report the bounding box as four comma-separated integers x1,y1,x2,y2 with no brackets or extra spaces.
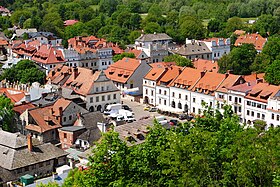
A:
172,67,204,90
157,66,182,87
234,33,267,51
192,58,219,73
245,83,280,103
105,58,141,83
228,81,257,93
191,71,226,95
216,74,242,93
136,33,172,42
244,73,265,82
0,131,27,149
173,42,211,56
13,102,35,114
32,44,65,64
0,88,25,103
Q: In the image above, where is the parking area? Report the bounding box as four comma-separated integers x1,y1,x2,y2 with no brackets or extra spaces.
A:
121,98,189,123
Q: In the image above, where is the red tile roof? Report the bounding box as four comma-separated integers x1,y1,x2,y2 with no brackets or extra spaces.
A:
235,33,267,51
234,30,246,36
0,39,8,46
105,58,141,84
0,88,25,103
64,20,79,26
192,58,219,73
245,83,280,103
216,74,242,93
13,102,35,114
244,73,265,82
48,65,102,96
144,62,176,81
172,67,204,90
32,44,65,64
158,66,182,86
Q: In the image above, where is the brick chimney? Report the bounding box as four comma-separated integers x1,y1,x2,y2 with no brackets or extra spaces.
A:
73,66,78,79
58,107,63,124
27,134,33,152
200,71,206,78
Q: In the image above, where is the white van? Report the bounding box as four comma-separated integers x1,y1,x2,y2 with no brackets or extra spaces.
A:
155,116,168,125
104,104,122,115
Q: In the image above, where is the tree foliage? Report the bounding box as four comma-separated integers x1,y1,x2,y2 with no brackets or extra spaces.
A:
60,104,280,186
265,60,280,85
0,96,14,132
0,60,46,84
164,54,193,67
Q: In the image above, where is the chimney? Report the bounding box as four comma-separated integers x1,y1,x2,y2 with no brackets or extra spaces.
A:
226,70,233,74
58,107,63,124
73,66,78,79
27,134,33,152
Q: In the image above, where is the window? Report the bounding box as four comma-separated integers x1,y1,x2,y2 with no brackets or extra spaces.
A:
64,133,67,139
17,168,22,174
151,90,154,96
252,102,256,107
210,102,213,107
257,113,260,118
238,107,241,113
159,98,161,104
164,100,167,105
272,113,275,120
101,87,104,91
113,94,117,99
185,95,188,101
39,162,43,167
102,96,105,101
262,114,265,120
229,96,232,101
277,115,280,121
193,107,195,113
234,97,238,103
63,117,66,122
239,98,241,103
193,98,196,103
247,110,250,115
251,111,254,117
145,89,148,95
96,87,99,92
90,97,93,103
107,86,110,90
159,89,162,94
247,101,251,106
96,96,99,102
24,166,29,172
69,115,72,120
107,95,111,100
172,92,175,97
164,90,167,95
179,94,181,99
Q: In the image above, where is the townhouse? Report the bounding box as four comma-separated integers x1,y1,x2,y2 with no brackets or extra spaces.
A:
26,32,62,46
105,57,151,95
143,64,280,128
172,38,230,61
48,64,120,112
65,36,122,70
133,33,172,63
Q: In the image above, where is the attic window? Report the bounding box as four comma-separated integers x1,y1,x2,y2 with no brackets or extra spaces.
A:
152,73,156,76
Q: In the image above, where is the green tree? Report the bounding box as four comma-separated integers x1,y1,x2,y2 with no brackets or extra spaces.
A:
164,54,193,67
41,12,64,36
218,44,257,75
113,53,135,62
225,17,243,33
179,16,206,40
0,96,14,132
265,60,280,85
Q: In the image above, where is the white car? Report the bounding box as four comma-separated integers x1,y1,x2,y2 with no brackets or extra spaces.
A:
155,116,168,125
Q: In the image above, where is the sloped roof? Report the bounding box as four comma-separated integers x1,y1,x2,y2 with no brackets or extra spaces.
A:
192,58,219,73
235,33,267,51
13,102,35,114
136,33,172,42
32,44,65,64
0,131,27,149
158,66,182,86
64,20,79,26
245,83,280,103
216,74,242,93
0,88,25,103
172,67,204,90
173,42,211,56
105,58,141,83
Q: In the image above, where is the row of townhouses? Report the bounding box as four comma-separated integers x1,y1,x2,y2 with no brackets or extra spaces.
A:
143,63,279,128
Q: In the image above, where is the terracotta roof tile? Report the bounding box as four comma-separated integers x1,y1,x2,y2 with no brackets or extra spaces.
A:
216,74,242,93
244,73,265,82
32,44,65,64
13,102,35,114
158,66,182,86
245,83,280,103
105,58,141,84
192,58,219,73
0,88,25,103
234,33,267,51
64,20,79,26
172,67,203,90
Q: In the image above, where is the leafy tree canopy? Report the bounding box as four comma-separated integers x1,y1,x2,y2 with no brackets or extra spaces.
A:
164,54,193,67
112,52,135,62
0,96,14,132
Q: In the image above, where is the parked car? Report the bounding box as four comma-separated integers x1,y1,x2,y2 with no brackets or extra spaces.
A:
122,105,132,111
143,106,150,111
149,107,158,112
155,116,168,125
179,113,194,121
169,119,179,126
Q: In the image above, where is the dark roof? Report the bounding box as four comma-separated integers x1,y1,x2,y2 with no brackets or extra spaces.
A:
0,131,68,170
173,42,211,56
136,33,172,42
60,126,85,132
28,32,58,39
76,112,106,145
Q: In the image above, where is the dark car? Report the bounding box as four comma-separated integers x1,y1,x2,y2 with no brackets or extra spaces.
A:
122,105,132,111
179,114,194,121
169,119,179,126
149,107,158,112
